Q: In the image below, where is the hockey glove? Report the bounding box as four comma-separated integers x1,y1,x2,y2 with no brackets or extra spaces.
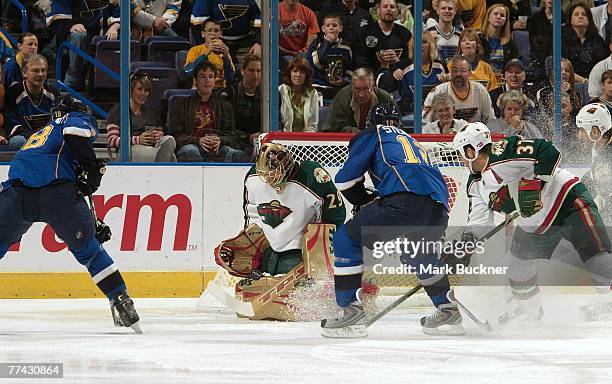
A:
518,178,544,218
76,160,106,196
488,185,516,214
95,217,112,244
441,232,477,270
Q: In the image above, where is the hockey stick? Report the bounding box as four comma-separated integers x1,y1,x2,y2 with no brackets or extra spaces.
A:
447,289,492,332
367,211,519,328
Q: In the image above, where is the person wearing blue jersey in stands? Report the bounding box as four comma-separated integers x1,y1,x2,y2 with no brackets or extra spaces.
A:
321,103,463,338
0,95,141,334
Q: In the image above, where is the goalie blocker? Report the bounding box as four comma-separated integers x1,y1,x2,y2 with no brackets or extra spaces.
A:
214,223,378,320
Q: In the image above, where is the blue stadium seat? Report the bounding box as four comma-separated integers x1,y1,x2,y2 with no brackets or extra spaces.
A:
130,61,173,70
166,92,195,133
132,66,179,112
317,105,329,130
175,50,189,71
147,40,190,64
94,39,141,88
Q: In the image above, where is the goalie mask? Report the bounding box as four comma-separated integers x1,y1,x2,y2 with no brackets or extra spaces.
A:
576,103,612,143
256,143,297,191
452,122,492,173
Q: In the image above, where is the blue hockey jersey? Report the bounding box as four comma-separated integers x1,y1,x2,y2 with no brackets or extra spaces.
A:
1,112,98,191
335,124,449,208
191,0,261,39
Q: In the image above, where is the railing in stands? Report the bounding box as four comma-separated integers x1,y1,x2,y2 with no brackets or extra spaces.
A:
0,26,18,48
55,41,119,119
8,0,28,33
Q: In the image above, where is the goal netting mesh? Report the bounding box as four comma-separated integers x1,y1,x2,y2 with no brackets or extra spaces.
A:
197,132,501,312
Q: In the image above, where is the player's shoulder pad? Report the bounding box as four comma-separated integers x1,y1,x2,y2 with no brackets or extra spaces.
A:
348,125,376,148
489,136,518,160
245,164,258,180
466,172,482,195
62,113,97,138
300,160,333,185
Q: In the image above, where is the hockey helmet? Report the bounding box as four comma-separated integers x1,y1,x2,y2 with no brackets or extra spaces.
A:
366,103,401,129
452,122,492,171
576,103,612,142
256,143,297,191
53,94,88,118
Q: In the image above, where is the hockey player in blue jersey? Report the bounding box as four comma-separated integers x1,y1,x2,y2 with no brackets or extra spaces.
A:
0,95,141,334
321,103,463,338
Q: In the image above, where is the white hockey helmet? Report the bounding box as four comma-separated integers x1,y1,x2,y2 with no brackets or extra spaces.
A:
576,103,612,142
452,122,493,169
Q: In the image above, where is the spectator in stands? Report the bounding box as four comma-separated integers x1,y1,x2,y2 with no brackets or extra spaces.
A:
591,0,611,42
422,92,468,133
320,0,372,68
307,14,354,99
378,32,447,113
456,0,486,30
590,70,612,113
128,0,183,38
424,54,494,124
562,3,608,80
479,3,518,73
489,58,536,118
588,41,612,99
191,0,262,61
536,57,583,117
321,67,395,132
362,0,411,77
448,29,498,91
427,0,462,64
4,55,57,149
3,33,38,88
185,18,235,89
487,0,531,30
106,73,177,162
222,54,262,157
279,0,320,69
169,60,246,162
488,89,542,137
47,0,106,91
544,90,590,163
527,0,560,73
279,57,319,132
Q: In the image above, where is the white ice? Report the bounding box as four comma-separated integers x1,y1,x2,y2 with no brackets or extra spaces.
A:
1,288,611,384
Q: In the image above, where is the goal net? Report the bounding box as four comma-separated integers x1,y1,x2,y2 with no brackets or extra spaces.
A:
197,132,502,312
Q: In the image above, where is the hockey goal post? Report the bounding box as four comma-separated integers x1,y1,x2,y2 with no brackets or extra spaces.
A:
197,132,504,311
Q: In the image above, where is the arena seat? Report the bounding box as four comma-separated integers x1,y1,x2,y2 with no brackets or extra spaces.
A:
132,66,179,112
94,39,141,88
147,40,190,64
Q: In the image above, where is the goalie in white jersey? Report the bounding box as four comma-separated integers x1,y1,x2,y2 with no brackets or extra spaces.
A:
453,122,612,323
214,142,346,320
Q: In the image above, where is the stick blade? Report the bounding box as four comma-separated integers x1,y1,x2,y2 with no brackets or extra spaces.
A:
206,282,255,317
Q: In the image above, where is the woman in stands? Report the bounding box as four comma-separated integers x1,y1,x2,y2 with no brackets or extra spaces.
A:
279,57,319,132
448,29,498,91
377,32,447,114
536,57,583,118
486,0,531,30
562,3,608,81
479,3,518,73
488,89,542,138
106,73,176,162
3,32,37,87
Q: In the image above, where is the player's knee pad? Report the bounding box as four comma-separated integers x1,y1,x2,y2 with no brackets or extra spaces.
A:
332,225,362,267
72,237,103,266
585,252,612,287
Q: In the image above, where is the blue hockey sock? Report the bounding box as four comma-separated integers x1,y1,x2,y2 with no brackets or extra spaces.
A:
423,275,451,307
0,243,8,260
72,238,126,300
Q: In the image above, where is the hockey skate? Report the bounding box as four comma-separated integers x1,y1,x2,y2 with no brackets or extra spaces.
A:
321,301,367,338
580,292,612,321
420,303,465,336
498,296,543,327
110,291,142,334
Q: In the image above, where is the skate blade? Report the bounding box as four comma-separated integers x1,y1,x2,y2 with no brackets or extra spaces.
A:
581,308,612,322
321,325,367,338
422,323,465,336
130,322,143,334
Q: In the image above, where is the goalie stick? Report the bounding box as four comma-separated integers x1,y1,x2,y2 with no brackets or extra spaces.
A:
367,211,520,328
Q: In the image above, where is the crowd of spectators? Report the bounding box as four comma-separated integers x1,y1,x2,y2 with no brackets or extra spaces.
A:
0,0,609,164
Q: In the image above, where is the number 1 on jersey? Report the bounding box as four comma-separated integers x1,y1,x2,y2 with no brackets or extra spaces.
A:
397,136,430,164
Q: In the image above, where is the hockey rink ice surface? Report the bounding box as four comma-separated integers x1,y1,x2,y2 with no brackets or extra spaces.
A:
1,288,611,384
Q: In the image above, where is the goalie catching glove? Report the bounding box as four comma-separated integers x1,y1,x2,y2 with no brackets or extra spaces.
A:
76,160,106,196
518,178,544,217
